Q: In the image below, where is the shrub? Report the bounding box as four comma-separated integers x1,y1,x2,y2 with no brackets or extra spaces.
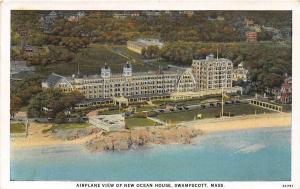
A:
147,111,158,117
54,112,66,124
133,112,147,118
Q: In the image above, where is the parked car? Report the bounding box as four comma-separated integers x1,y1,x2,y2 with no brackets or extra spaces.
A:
183,106,189,110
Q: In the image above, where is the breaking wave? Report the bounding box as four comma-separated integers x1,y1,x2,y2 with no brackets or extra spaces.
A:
236,144,266,154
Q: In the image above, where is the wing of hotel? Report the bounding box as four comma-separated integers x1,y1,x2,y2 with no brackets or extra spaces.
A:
42,54,242,108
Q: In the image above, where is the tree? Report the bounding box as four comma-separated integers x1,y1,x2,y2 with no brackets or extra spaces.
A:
54,112,66,124
10,75,43,117
257,29,273,41
11,48,22,60
27,88,84,119
142,45,160,59
30,33,47,46
263,73,283,88
60,91,85,112
27,91,49,118
11,33,21,46
11,96,22,117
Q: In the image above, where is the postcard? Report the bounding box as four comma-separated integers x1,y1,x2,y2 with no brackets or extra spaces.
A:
0,1,299,189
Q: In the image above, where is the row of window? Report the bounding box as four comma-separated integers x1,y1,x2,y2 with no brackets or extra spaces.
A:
208,76,232,80
208,84,232,88
86,89,174,99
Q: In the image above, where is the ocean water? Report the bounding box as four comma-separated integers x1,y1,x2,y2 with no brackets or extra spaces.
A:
10,127,291,181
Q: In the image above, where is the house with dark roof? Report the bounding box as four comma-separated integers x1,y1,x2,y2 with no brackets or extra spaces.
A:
41,73,71,88
270,74,292,104
22,45,37,57
39,11,58,33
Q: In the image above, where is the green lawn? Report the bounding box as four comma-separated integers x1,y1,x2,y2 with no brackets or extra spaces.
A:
152,96,222,106
125,117,156,129
37,44,169,77
38,44,128,76
108,45,144,62
134,105,159,112
157,103,273,124
282,104,292,112
200,41,291,48
10,122,26,133
269,102,292,112
106,44,169,71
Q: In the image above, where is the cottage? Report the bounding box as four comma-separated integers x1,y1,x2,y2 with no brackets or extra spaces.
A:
245,31,257,42
271,74,292,104
279,75,292,104
22,45,36,57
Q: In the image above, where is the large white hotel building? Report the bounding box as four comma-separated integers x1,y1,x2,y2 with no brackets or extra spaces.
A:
42,54,240,108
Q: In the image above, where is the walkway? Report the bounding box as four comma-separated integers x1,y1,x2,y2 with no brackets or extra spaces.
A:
147,117,166,126
248,99,283,112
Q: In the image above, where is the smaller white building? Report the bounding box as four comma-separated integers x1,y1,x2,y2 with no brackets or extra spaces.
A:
127,39,164,54
233,62,248,81
89,114,125,132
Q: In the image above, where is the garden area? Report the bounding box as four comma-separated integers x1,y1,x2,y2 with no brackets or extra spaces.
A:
42,122,91,133
36,44,170,77
125,117,156,129
10,122,26,133
157,103,272,124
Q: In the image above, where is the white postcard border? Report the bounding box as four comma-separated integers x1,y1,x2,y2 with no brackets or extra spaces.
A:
1,1,300,189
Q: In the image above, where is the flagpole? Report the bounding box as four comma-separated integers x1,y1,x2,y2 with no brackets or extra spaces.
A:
221,88,224,117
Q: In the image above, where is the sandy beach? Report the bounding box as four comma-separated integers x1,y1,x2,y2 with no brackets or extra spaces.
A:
11,123,102,149
11,112,291,149
188,112,291,133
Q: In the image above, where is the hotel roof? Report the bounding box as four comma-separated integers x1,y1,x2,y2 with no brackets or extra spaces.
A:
43,73,65,87
128,39,164,48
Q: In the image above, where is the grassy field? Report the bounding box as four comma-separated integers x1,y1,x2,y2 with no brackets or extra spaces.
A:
200,41,291,48
152,95,222,105
109,45,169,69
134,105,160,112
37,44,169,76
108,45,144,63
125,117,156,129
157,103,272,124
38,44,128,76
10,122,26,133
282,104,292,112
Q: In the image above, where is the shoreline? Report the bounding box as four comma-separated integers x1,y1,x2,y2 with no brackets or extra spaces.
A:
188,112,291,134
10,123,103,149
11,112,291,150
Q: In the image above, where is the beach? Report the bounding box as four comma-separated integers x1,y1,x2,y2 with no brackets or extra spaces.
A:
11,123,102,149
11,112,291,150
188,112,291,133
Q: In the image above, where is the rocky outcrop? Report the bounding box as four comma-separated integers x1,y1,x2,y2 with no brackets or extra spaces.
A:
85,126,204,152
